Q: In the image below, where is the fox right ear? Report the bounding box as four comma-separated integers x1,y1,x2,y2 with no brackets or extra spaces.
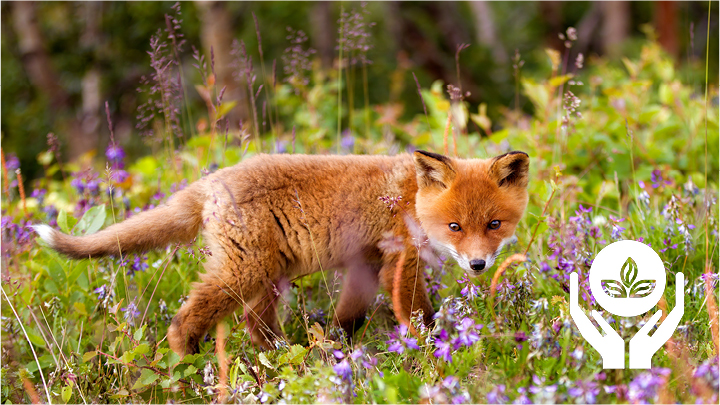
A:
489,151,529,188
413,150,456,189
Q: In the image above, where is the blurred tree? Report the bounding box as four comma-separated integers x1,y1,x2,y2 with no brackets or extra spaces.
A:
77,1,103,159
310,2,334,70
470,1,508,64
195,1,249,125
656,1,679,58
11,2,69,109
600,1,630,57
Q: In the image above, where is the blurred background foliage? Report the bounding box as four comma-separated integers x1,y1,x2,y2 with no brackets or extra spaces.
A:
1,1,717,184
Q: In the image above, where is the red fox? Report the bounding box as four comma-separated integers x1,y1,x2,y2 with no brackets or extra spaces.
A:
34,150,529,355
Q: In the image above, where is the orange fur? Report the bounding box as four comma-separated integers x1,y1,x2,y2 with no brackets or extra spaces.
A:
38,151,529,355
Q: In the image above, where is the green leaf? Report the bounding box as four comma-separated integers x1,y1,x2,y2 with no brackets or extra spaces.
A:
58,210,69,233
134,325,146,342
75,205,106,236
26,330,46,347
259,352,275,370
549,74,573,87
183,365,198,377
61,383,72,403
82,351,97,363
278,344,308,366
120,350,135,364
134,343,150,356
620,257,638,287
132,368,160,390
72,302,88,316
158,350,181,368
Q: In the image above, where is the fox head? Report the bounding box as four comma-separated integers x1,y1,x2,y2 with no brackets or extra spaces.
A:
413,150,529,276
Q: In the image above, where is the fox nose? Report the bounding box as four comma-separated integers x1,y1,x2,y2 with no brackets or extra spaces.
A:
469,259,486,271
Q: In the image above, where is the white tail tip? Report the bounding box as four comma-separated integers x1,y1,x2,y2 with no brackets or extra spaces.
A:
32,224,55,246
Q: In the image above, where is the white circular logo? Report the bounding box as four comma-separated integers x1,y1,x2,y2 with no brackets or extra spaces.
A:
589,240,666,317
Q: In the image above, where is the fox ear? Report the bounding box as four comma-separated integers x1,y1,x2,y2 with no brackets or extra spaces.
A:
414,150,456,189
489,151,529,188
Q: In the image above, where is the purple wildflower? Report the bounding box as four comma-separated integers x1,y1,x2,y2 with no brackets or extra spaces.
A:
333,359,352,382
628,368,670,404
122,301,141,326
651,169,672,189
282,27,315,94
5,153,19,170
453,318,480,349
486,384,508,404
386,324,419,354
433,338,453,362
105,144,125,168
568,379,600,404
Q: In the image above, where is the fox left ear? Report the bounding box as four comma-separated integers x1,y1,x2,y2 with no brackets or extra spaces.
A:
414,150,456,189
489,151,529,188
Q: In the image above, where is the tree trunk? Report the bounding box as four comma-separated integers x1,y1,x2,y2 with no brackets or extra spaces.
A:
310,2,334,70
600,1,630,57
469,1,508,64
195,1,248,127
11,2,68,109
655,1,679,58
76,1,103,159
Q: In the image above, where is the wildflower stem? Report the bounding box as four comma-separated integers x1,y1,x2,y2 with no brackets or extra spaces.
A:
1,287,52,404
488,254,528,329
15,169,27,218
140,245,179,326
1,148,9,195
442,114,452,156
363,62,370,140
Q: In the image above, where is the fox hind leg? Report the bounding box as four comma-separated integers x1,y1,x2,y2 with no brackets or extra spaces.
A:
334,262,380,340
167,266,248,356
245,282,283,350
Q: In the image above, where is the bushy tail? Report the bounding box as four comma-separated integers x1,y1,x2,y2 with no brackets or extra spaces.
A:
34,184,204,259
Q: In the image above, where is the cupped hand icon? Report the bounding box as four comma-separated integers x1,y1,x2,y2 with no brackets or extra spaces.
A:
629,272,684,369
570,272,625,369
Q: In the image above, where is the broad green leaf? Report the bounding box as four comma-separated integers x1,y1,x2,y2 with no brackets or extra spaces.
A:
58,210,69,233
61,384,72,403
158,350,181,368
134,343,150,356
26,330,46,347
278,344,308,366
132,368,160,390
183,365,198,377
134,325,146,342
75,205,106,236
82,351,97,363
259,352,275,370
72,302,87,316
549,74,573,87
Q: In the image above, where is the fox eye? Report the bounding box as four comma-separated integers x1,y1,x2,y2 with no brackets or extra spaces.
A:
449,223,462,232
488,220,501,230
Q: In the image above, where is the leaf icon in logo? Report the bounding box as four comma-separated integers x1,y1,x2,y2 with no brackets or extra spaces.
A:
629,280,655,298
601,256,656,298
620,257,638,287
602,280,627,297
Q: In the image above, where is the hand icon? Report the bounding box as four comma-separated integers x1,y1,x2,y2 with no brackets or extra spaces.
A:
629,272,684,369
570,272,625,369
